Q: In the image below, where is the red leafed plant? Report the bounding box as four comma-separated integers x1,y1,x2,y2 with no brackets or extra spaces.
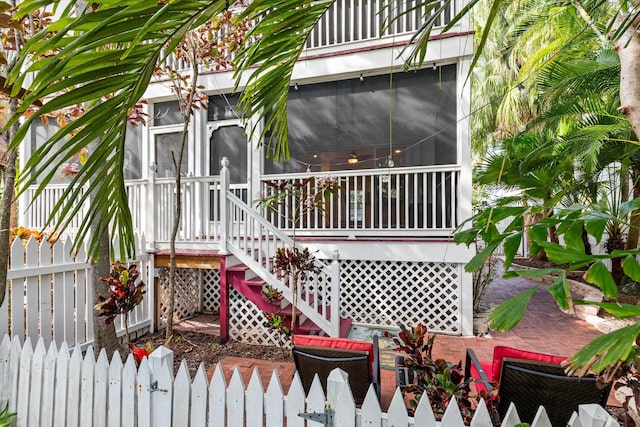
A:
128,342,153,366
95,261,146,343
386,324,499,424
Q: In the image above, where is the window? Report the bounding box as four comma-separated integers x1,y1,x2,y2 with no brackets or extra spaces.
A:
264,65,457,174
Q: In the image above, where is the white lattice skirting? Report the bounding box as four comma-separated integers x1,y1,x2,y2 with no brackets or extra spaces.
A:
158,268,220,325
339,260,462,334
160,260,462,341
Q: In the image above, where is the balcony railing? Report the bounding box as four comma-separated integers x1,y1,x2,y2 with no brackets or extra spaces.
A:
307,0,455,49
158,0,457,72
22,165,459,247
260,165,460,237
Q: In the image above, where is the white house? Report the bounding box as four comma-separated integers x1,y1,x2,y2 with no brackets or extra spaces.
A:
20,1,475,346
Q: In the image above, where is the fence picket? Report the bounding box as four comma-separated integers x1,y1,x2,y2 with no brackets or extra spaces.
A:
52,240,64,344
41,343,57,427
66,346,83,427
75,244,87,345
469,398,491,427
7,337,20,414
122,356,137,427
39,240,53,346
190,364,208,426
80,347,96,426
306,375,326,427
173,360,191,427
440,397,466,427
63,240,75,344
359,386,382,427
501,403,521,426
11,239,25,341
209,363,226,427
53,342,69,426
151,357,173,427
386,389,409,427
0,335,620,427
333,373,356,427
530,406,552,427
94,349,110,427
25,238,39,343
108,350,124,427
246,368,264,427
227,367,245,427
27,339,46,427
264,370,284,427
16,339,33,427
284,372,305,427
137,358,152,427
0,335,10,404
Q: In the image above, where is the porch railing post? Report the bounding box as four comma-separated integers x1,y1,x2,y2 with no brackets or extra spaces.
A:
330,249,340,337
219,157,229,254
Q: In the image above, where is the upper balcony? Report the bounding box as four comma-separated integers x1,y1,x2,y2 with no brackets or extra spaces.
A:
158,0,466,75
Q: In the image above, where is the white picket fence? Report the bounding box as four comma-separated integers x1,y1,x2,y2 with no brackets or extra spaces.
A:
2,234,154,349
0,335,617,427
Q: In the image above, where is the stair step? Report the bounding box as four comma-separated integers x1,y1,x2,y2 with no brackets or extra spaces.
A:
244,279,266,288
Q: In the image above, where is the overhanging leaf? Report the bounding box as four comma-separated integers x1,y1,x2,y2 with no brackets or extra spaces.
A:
465,241,500,272
488,286,539,331
623,255,640,283
567,323,640,376
547,271,571,310
502,232,522,270
585,261,618,298
575,300,640,318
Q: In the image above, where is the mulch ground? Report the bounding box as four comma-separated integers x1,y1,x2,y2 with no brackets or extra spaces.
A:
131,330,292,377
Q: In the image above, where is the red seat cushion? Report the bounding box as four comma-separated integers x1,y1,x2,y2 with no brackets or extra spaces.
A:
293,335,375,374
491,346,566,383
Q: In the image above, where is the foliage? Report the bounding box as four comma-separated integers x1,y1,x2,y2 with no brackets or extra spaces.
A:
386,324,499,423
128,341,153,366
94,261,146,342
261,284,283,304
472,252,498,313
0,402,16,427
8,226,55,245
272,247,321,282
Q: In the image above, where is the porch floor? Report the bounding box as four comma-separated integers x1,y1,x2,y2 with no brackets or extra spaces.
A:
173,271,618,411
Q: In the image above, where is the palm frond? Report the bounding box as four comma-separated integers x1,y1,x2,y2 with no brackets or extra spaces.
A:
8,0,227,259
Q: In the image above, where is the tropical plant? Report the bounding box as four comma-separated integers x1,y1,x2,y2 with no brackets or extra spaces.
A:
386,324,499,423
94,261,146,343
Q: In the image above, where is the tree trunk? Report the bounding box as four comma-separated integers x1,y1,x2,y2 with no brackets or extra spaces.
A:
616,13,640,142
626,158,640,250
91,225,123,357
0,102,18,307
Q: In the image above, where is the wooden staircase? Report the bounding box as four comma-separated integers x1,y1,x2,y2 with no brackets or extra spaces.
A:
225,260,353,337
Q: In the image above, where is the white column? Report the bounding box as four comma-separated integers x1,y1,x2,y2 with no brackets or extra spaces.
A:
457,57,474,337
219,157,229,254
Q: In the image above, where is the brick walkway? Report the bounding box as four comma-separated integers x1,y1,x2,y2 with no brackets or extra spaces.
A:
180,273,607,411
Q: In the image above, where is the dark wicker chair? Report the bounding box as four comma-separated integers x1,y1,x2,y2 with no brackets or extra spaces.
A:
465,348,611,426
292,335,380,403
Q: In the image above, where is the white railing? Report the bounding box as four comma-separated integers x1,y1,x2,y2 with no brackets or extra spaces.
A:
22,181,147,236
223,189,340,337
21,183,88,234
158,1,458,72
307,0,456,49
0,336,617,427
2,234,153,349
261,166,460,236
152,176,247,247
